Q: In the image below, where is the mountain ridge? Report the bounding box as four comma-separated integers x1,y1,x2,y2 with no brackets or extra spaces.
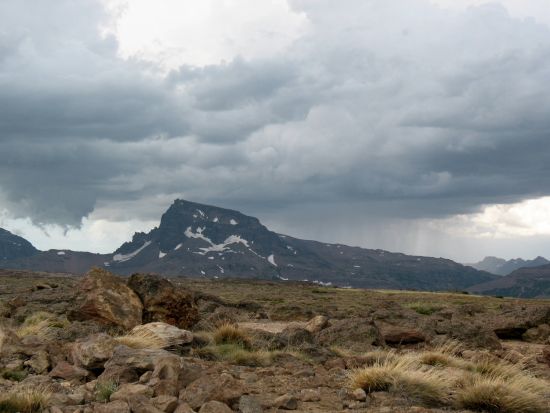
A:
0,199,498,292
469,256,550,276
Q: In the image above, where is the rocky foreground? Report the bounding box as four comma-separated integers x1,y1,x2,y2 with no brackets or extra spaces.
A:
0,268,550,413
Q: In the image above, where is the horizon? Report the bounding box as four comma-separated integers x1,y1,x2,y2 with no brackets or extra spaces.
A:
1,0,550,263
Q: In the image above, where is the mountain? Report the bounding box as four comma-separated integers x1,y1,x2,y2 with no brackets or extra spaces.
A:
0,199,497,291
469,264,550,298
0,228,39,261
469,256,550,276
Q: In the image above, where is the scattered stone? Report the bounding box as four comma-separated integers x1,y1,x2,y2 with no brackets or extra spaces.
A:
198,401,232,413
24,349,50,373
305,315,329,333
71,333,117,369
68,268,143,329
110,384,154,401
127,395,164,413
152,395,178,413
316,318,383,350
128,273,199,329
173,403,196,413
351,388,367,402
50,361,90,381
238,395,263,413
274,394,298,410
179,373,244,410
300,389,321,402
100,345,182,384
93,400,131,413
274,326,313,348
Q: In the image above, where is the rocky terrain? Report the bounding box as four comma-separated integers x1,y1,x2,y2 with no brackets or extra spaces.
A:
0,199,498,293
469,256,550,276
1,268,550,412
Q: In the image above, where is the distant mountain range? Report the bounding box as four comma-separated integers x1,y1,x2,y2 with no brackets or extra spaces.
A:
468,256,549,276
0,199,503,292
469,264,550,298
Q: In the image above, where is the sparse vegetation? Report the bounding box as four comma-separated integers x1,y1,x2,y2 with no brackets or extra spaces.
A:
456,375,548,413
405,301,443,315
0,386,51,413
1,368,28,382
213,323,252,348
194,343,273,366
95,380,119,402
16,311,69,340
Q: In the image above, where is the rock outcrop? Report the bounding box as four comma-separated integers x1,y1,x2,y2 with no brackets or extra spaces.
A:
128,273,199,329
68,268,143,329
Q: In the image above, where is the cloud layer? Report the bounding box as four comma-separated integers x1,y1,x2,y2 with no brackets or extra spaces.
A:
1,0,550,259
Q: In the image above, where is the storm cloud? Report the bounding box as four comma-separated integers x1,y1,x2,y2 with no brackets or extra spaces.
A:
1,0,550,259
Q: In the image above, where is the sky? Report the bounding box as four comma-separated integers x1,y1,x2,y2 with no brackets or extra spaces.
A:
1,0,550,263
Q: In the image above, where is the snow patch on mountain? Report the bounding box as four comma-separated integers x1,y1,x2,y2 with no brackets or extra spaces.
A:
113,241,152,263
268,254,277,267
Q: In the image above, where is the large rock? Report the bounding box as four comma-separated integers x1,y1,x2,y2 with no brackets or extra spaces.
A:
198,401,232,413
68,268,143,329
98,345,201,393
71,333,117,369
49,361,90,382
383,328,426,345
128,274,199,329
179,373,244,410
128,322,193,348
316,318,383,350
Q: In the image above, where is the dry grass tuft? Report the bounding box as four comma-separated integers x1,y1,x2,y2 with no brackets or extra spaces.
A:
213,323,252,348
16,311,69,339
0,386,51,413
193,343,272,366
456,375,548,413
349,355,450,406
115,325,186,349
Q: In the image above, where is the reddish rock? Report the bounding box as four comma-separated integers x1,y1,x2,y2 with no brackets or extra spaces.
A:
383,328,426,345
128,274,199,329
50,361,89,381
68,268,143,330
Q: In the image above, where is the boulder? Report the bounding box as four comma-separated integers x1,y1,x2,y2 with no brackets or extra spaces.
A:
198,401,232,413
316,318,383,350
50,361,90,381
179,373,244,410
110,384,154,401
274,326,313,348
238,395,263,413
71,333,117,369
24,349,50,373
128,322,193,348
522,324,550,343
173,403,196,413
68,268,143,330
93,400,131,413
127,395,164,413
274,394,298,410
305,315,329,334
128,274,199,329
449,320,501,350
383,328,426,345
152,395,179,413
100,345,178,383
0,326,23,356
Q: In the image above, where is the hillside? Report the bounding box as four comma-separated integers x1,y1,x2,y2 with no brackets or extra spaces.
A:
470,264,550,298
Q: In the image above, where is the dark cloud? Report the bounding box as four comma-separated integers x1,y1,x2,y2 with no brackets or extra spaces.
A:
1,0,550,235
